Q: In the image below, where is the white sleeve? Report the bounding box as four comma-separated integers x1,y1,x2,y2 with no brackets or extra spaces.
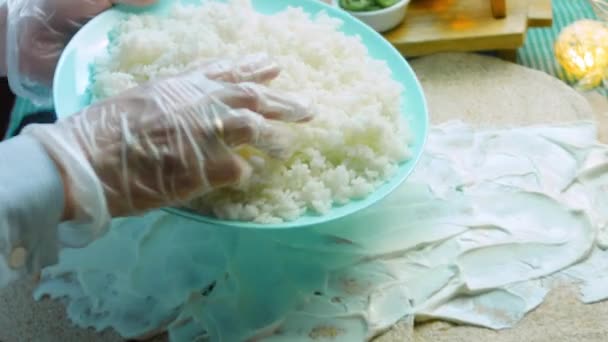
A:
0,135,64,287
1,1,6,77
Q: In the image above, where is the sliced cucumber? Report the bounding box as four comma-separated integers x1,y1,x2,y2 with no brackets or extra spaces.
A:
376,0,400,8
339,0,375,12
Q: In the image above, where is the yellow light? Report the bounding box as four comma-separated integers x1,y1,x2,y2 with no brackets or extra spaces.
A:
554,20,608,89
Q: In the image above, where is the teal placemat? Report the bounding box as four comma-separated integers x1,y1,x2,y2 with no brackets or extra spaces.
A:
5,98,51,139
6,0,606,138
517,0,606,94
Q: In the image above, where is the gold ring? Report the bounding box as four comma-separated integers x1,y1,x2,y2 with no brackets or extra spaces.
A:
214,117,224,139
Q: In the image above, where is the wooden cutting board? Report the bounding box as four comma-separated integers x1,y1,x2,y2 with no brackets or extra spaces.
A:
383,0,553,59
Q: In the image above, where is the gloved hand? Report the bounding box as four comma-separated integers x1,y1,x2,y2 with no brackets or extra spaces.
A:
0,0,156,105
25,54,315,246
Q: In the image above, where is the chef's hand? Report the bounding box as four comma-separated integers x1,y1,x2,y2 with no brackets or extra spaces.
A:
0,0,157,105
25,54,315,245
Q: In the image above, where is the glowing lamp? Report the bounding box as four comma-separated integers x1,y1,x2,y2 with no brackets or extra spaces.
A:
554,19,608,90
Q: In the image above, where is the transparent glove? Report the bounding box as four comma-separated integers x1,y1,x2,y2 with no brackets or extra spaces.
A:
24,54,315,246
0,0,156,105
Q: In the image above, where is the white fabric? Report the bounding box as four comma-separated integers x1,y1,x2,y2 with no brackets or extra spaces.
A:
32,121,608,341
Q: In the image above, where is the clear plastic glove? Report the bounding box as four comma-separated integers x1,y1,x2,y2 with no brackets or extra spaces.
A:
0,0,156,105
25,54,315,245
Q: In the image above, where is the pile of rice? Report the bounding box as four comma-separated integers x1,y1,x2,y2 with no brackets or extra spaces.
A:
92,0,412,223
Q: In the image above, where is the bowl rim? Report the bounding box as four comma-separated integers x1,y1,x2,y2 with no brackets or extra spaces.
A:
332,0,411,16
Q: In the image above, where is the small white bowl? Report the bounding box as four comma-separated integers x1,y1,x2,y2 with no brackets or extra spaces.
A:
332,0,411,33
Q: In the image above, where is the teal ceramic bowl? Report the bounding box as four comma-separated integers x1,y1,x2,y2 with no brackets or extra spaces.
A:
53,0,428,229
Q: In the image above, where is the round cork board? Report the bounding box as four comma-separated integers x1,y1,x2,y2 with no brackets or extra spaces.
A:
1,52,606,342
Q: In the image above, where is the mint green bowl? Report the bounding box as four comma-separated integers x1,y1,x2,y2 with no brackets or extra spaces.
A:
53,0,428,229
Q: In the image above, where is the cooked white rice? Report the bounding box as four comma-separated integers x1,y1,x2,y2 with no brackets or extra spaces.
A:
91,0,412,223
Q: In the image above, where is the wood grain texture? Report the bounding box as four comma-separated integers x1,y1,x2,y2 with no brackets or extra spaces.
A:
384,0,553,58
490,0,507,18
528,0,553,26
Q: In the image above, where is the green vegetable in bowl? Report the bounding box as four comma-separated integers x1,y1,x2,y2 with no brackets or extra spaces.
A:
339,0,374,11
339,0,399,12
376,0,400,7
